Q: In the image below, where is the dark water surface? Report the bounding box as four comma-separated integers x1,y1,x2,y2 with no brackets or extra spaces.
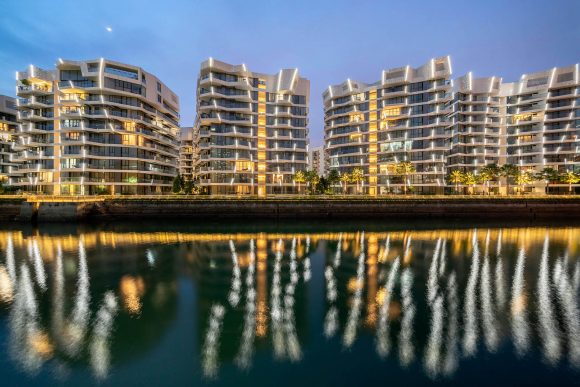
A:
0,221,579,386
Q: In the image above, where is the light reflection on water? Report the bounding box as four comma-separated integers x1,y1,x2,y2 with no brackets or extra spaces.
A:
0,225,579,386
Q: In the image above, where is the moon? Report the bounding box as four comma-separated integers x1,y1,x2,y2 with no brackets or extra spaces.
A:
106,26,113,32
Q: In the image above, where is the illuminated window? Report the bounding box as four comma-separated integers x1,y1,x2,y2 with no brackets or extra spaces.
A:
350,113,365,123
381,107,401,118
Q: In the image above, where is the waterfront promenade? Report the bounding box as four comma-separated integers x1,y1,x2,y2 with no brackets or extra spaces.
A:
1,195,580,222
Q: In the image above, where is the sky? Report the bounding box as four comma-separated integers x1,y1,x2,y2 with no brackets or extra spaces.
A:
0,0,579,146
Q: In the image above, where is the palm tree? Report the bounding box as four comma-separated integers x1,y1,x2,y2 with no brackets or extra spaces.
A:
481,164,501,194
560,171,580,194
515,171,534,195
477,170,493,195
500,164,519,195
535,167,559,194
350,168,365,194
396,161,415,194
293,170,307,195
462,172,478,195
340,172,350,195
448,170,464,194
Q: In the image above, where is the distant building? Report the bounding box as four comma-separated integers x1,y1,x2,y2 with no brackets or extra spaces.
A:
194,58,310,196
13,59,180,195
179,127,194,180
308,145,327,176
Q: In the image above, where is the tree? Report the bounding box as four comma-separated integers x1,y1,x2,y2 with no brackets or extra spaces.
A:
183,179,196,195
500,164,519,195
327,170,340,194
560,171,580,194
515,171,534,195
535,167,559,194
448,170,464,194
350,168,365,194
305,170,320,195
172,174,183,194
316,176,330,194
340,172,350,195
293,170,307,195
395,161,415,194
462,172,478,195
481,164,501,194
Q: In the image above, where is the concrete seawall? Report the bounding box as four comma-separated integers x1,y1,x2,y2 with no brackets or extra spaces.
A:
2,197,580,222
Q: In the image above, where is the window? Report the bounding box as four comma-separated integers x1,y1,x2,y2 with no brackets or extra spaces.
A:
157,82,161,92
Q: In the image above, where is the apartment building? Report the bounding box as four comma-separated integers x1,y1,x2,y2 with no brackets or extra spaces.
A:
308,145,327,176
179,126,194,180
0,95,18,183
447,74,504,174
14,59,180,195
324,57,453,195
194,58,309,196
502,64,579,178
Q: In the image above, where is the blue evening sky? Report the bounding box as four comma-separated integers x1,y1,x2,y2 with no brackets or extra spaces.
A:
0,0,578,145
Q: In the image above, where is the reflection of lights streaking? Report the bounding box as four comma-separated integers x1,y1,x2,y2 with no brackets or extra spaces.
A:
90,292,118,380
31,240,47,291
10,263,49,374
0,265,14,302
343,232,365,348
494,223,507,312
324,265,339,338
463,230,480,357
64,240,91,357
378,235,390,263
283,237,301,362
51,244,65,350
443,273,459,377
228,240,242,307
553,255,580,368
427,238,442,303
511,247,530,357
334,233,342,268
537,235,561,365
481,231,498,353
303,257,311,282
202,304,226,378
424,295,444,378
271,239,285,358
376,256,400,357
6,234,16,282
398,268,415,367
146,249,156,267
236,240,256,370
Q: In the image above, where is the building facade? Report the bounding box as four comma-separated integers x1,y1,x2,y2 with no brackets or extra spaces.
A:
0,95,19,184
324,57,453,195
194,58,309,196
502,64,579,181
448,74,504,174
13,59,180,195
324,58,580,195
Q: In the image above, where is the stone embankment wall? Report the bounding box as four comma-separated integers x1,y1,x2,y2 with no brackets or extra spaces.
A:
1,197,579,222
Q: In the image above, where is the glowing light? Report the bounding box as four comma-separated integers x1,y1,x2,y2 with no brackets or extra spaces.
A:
105,26,112,32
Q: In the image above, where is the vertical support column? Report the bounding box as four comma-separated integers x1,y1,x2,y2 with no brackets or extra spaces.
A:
368,89,378,196
52,80,61,196
257,81,267,197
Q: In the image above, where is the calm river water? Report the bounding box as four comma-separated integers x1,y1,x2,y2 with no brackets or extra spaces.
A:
0,221,578,386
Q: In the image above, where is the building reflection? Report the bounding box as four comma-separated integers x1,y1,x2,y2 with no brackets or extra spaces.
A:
0,226,578,381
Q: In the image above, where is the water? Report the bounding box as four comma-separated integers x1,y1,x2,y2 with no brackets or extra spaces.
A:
0,222,579,386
